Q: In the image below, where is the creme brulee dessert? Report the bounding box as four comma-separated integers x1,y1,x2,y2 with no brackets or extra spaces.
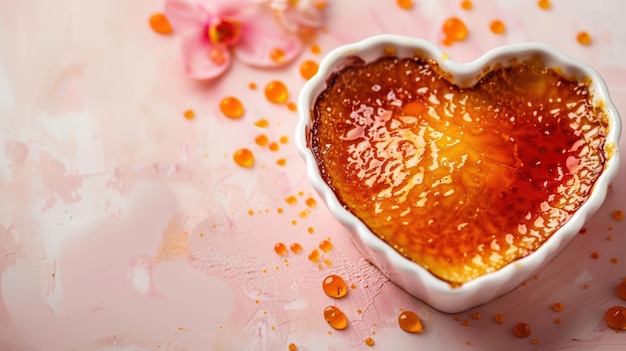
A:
310,55,608,285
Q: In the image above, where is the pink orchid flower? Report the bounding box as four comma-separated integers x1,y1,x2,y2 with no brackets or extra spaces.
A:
164,0,325,79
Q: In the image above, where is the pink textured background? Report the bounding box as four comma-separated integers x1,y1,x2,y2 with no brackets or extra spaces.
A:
1,0,625,350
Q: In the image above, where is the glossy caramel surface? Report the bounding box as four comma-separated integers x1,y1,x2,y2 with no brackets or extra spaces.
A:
311,55,608,284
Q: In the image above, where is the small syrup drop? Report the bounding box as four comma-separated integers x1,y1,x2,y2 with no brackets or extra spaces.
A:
183,109,195,120
612,210,624,220
576,31,592,45
396,0,413,10
300,60,319,80
311,44,321,55
288,343,297,351
270,48,286,63
290,243,302,253
490,20,506,34
538,0,551,9
513,322,531,338
233,148,254,168
398,311,423,333
149,13,173,35
322,274,348,298
255,134,269,147
285,195,298,205
220,97,244,118
309,249,320,263
274,243,288,255
254,118,269,128
442,17,468,46
265,81,289,104
552,302,565,312
365,337,375,346
324,306,348,330
319,240,333,252
305,197,317,207
493,313,504,325
460,0,472,10
605,306,626,330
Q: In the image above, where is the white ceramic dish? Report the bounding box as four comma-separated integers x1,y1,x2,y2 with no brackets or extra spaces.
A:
295,35,621,313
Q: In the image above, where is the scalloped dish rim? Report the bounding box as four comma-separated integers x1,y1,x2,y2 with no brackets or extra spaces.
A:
295,35,622,313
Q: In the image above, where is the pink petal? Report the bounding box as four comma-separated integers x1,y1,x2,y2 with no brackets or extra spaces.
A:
164,0,213,36
276,1,325,33
179,33,231,79
233,8,302,67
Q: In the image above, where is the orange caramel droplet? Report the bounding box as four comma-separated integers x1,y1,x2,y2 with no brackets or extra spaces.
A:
305,197,317,208
531,339,539,345
149,13,173,35
285,195,298,205
265,80,289,104
612,210,624,220
365,337,375,346
290,243,302,253
605,306,626,330
254,118,269,128
398,311,423,333
209,47,227,65
233,148,254,168
279,135,289,144
288,343,297,351
274,242,288,255
255,134,269,147
611,257,619,264
322,274,348,298
470,312,481,320
513,323,531,338
493,313,504,324
490,20,506,34
268,142,279,152
307,226,314,234
577,31,592,45
308,249,320,263
324,306,348,330
442,17,468,46
287,102,298,112
270,48,286,63
617,281,626,300
249,82,257,90
276,158,287,166
183,109,195,120
300,60,319,80
311,44,321,54
552,303,565,312
396,0,414,10
220,97,244,118
319,240,333,253
460,0,473,10
591,251,599,259
554,318,562,324
462,320,471,327
538,0,551,10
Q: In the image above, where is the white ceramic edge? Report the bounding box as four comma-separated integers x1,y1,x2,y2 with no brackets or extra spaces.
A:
295,34,622,313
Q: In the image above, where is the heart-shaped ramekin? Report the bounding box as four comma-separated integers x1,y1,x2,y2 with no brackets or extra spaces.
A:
295,35,622,313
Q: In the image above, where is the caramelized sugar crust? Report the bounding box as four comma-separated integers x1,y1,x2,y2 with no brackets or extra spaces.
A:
311,56,608,284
